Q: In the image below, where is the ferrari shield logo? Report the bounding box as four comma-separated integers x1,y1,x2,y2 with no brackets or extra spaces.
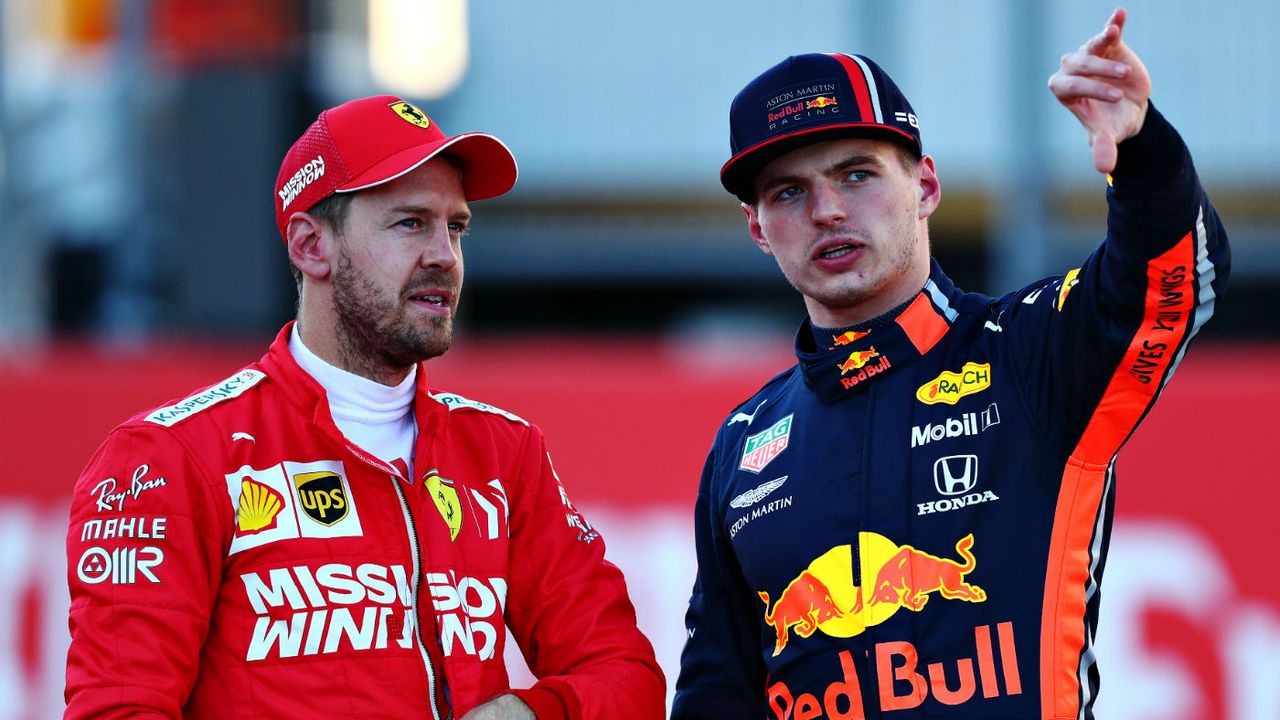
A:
426,474,463,541
389,100,431,129
293,471,349,526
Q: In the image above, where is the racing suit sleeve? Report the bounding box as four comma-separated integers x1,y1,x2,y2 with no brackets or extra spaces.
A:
671,441,768,719
65,425,226,719
503,425,665,720
1001,102,1230,461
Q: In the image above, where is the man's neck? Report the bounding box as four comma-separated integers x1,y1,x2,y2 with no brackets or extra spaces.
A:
295,313,413,387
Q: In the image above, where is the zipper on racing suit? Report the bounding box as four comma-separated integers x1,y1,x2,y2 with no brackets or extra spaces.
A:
391,474,453,720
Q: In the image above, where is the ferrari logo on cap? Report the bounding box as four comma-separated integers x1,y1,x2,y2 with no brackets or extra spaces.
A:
389,101,431,129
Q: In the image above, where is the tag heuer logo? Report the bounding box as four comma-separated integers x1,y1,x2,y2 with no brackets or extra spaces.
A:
739,414,794,473
294,471,349,526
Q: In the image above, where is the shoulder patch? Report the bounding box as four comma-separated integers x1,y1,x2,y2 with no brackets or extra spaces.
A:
430,392,528,426
145,369,266,427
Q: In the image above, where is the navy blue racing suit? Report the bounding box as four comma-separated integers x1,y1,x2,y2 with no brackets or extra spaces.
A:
672,105,1230,720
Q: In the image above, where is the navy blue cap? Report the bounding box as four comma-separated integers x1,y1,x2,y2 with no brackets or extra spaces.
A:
721,53,923,202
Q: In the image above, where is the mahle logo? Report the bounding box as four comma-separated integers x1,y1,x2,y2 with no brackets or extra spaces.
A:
739,414,794,473
916,362,991,405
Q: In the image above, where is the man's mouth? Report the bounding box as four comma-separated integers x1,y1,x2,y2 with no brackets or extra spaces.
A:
408,292,448,307
818,243,858,260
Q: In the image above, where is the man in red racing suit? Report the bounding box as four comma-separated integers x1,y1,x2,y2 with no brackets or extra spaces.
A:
65,95,664,719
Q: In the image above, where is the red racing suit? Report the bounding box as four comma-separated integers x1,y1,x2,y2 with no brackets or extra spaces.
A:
65,323,665,720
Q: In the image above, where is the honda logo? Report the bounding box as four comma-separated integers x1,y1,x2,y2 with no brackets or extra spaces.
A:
934,455,978,496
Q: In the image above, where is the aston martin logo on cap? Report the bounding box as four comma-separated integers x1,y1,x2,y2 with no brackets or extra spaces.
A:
389,100,431,129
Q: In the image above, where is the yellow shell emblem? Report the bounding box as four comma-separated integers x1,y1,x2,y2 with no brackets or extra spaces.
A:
389,101,431,129
236,478,284,534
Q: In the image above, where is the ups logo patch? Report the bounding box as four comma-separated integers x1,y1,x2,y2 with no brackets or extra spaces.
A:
294,471,349,526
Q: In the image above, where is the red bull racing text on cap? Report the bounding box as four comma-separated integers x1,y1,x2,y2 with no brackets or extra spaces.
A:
721,53,922,203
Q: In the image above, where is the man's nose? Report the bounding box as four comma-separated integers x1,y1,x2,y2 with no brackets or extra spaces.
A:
810,181,847,226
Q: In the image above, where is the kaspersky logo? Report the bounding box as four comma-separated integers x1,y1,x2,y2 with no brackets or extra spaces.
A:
916,362,991,405
758,533,985,657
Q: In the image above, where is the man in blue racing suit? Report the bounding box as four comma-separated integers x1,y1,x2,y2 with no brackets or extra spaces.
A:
673,9,1229,720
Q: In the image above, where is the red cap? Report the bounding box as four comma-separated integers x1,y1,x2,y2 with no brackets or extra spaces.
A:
274,95,518,239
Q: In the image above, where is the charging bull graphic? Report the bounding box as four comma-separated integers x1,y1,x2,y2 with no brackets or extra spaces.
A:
837,347,880,374
758,571,846,657
759,532,986,655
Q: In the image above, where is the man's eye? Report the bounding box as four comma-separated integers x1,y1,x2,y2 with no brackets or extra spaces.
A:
845,170,871,183
397,218,423,230
775,186,802,201
448,222,469,235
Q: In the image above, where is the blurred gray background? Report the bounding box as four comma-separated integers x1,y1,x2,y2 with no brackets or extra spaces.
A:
1,0,1275,348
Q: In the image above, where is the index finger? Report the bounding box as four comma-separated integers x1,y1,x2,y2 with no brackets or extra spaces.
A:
1084,8,1128,55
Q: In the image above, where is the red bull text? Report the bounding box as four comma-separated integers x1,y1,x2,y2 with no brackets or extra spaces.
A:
766,622,1022,719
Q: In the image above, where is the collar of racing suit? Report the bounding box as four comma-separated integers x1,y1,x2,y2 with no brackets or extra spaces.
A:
257,321,451,484
795,259,960,403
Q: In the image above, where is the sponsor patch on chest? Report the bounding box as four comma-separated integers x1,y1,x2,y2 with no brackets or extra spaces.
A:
225,460,363,554
740,414,794,473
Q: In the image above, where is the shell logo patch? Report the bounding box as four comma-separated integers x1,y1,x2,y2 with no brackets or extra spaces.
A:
225,460,364,555
916,362,992,405
426,473,463,541
389,100,431,129
236,478,284,535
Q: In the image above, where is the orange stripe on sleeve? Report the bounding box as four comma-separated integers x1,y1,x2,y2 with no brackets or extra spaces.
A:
1040,232,1197,720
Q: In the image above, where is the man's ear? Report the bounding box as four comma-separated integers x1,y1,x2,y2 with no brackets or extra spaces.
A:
286,212,334,281
917,155,941,220
743,202,774,256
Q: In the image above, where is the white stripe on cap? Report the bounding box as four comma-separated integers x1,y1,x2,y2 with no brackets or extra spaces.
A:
840,53,884,124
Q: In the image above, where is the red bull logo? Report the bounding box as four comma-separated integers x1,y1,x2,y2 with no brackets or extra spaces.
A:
862,534,986,611
758,533,986,656
766,622,1022,718
758,571,845,657
837,347,880,375
840,355,892,390
806,95,839,109
832,330,870,347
